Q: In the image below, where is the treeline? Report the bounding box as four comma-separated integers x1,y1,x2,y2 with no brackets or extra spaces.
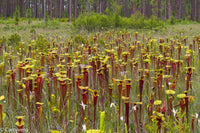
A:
0,0,199,22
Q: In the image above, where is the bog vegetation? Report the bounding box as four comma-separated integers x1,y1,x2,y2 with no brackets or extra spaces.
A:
0,1,200,132
0,19,200,133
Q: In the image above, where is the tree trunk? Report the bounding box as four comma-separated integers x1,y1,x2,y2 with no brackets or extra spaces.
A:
60,0,62,18
62,0,64,17
54,0,57,18
46,0,48,15
124,0,127,16
140,0,143,15
164,0,167,21
143,0,145,17
12,0,15,16
179,0,182,19
2,0,4,17
19,0,23,17
99,0,102,13
161,0,165,21
0,0,3,16
17,0,19,6
168,0,172,19
3,0,6,17
6,0,10,17
118,0,120,6
58,0,60,18
191,0,195,21
28,0,30,8
35,0,37,18
146,0,152,18
31,0,34,17
92,0,97,12
182,0,186,18
42,0,44,18
44,0,46,23
131,1,137,15
103,0,107,13
174,0,177,18
50,0,52,20
75,0,77,18
0,0,1,16
69,0,72,21
39,0,41,20
157,0,160,18
195,0,199,21
25,0,27,11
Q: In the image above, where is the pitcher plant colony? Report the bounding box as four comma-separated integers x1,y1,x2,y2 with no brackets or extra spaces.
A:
0,29,199,133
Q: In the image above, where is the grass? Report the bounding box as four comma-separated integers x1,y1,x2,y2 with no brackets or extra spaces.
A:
0,18,200,42
0,19,72,42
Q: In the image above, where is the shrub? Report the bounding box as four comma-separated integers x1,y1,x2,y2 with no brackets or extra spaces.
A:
84,13,99,31
46,20,60,29
30,28,36,34
130,11,146,29
35,34,48,52
74,35,86,44
26,8,32,24
169,15,176,25
145,15,164,29
8,33,21,46
59,18,69,22
3,24,10,31
7,33,21,51
99,14,112,30
14,7,20,25
121,17,131,28
73,12,164,31
114,13,121,28
73,12,100,31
